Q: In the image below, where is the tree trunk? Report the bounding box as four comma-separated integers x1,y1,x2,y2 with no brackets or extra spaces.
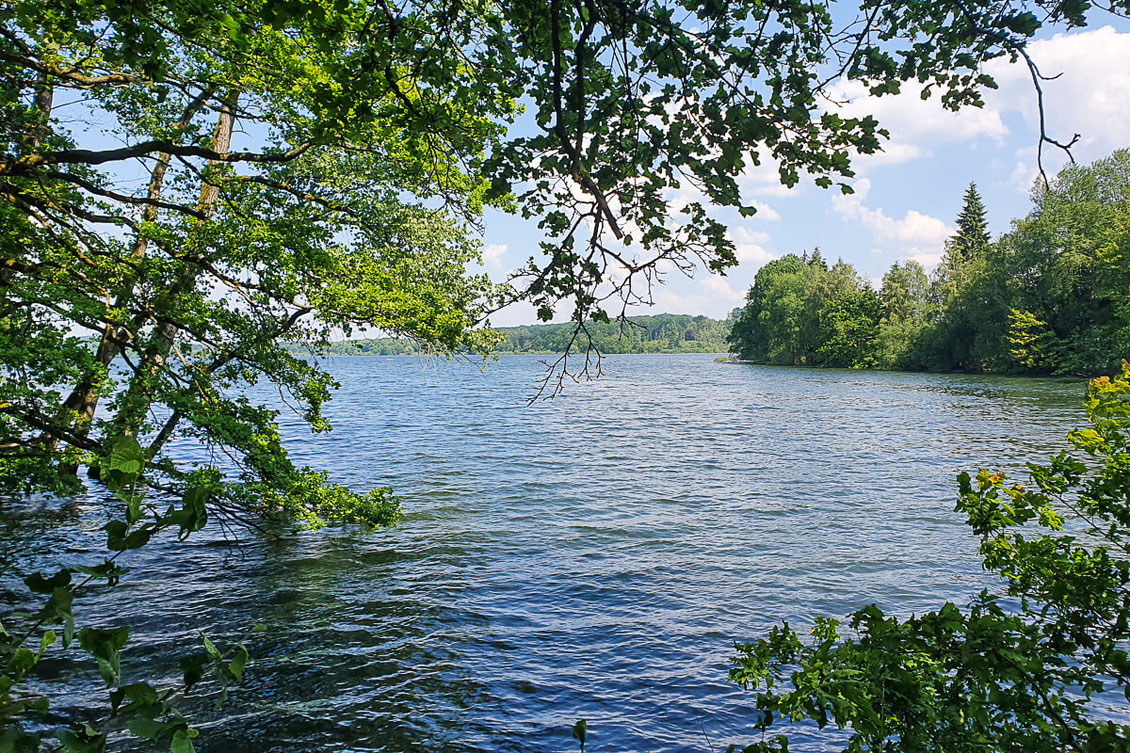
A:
55,89,216,470
110,90,240,442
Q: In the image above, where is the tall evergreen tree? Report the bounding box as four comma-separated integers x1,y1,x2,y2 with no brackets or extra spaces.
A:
934,181,992,315
950,182,992,261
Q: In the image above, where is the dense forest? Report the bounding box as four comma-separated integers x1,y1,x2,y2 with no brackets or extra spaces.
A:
727,150,1130,375
305,314,731,355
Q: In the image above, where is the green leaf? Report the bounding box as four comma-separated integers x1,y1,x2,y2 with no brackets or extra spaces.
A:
170,728,198,753
111,681,159,713
572,719,587,751
78,627,129,686
39,630,57,655
24,569,71,594
6,648,37,676
228,645,249,679
127,716,171,741
77,561,127,586
178,654,207,693
104,520,129,551
56,724,105,753
106,436,144,472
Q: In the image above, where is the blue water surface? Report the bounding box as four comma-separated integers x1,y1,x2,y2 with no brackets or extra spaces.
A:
0,354,1090,752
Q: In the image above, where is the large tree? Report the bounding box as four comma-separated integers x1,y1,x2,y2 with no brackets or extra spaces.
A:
951,182,992,262
726,253,878,367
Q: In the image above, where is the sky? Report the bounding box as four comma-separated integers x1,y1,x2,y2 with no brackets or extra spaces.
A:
479,22,1130,327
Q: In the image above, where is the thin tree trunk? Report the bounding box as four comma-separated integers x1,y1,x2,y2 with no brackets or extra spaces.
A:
30,72,52,148
55,88,216,469
111,90,240,442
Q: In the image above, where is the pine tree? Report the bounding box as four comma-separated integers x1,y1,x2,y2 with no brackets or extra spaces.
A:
950,182,991,261
934,182,991,308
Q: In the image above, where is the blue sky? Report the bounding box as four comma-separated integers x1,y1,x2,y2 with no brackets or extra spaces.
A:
479,23,1130,327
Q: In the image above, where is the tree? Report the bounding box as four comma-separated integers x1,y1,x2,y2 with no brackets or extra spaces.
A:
816,289,883,368
728,255,812,364
875,260,934,369
952,183,992,262
932,151,1130,375
727,254,878,367
935,183,991,313
729,361,1130,752
994,150,1130,375
930,183,999,370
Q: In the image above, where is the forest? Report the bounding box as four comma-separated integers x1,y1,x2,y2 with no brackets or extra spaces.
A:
304,314,732,355
727,151,1130,375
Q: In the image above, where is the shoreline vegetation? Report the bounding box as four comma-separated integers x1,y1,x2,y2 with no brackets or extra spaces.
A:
291,314,734,356
727,157,1130,378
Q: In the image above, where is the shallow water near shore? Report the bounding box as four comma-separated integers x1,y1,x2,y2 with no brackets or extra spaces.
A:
0,354,1092,751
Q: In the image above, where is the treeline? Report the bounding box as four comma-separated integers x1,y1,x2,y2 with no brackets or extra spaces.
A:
306,313,732,355
728,150,1130,375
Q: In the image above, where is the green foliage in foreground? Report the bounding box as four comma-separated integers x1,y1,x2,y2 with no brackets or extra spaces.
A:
728,152,1130,375
1,441,257,753
729,361,1130,752
298,314,733,356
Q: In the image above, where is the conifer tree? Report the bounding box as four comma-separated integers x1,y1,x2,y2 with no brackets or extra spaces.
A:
935,182,992,310
951,182,992,261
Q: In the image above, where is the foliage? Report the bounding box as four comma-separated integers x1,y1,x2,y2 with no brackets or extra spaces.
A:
727,251,880,368
875,260,935,369
729,152,1130,375
930,151,1130,374
293,313,734,356
1,445,257,752
816,289,883,369
949,182,992,263
728,361,1130,752
572,719,587,752
1007,308,1060,370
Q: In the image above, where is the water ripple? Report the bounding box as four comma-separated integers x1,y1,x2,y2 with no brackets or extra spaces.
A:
1,355,1088,752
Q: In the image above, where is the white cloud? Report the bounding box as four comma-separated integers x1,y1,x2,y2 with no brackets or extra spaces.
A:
654,273,745,318
481,243,507,269
984,26,1130,168
821,27,1130,177
749,200,781,221
823,79,1008,171
908,250,946,267
830,78,1009,144
832,178,953,265
736,150,807,198
729,226,776,264
852,142,925,171
1007,146,1041,194
702,274,743,301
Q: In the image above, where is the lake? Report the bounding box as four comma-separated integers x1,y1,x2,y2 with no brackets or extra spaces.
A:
0,354,1088,752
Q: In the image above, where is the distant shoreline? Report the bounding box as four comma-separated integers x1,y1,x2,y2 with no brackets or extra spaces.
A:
286,313,734,357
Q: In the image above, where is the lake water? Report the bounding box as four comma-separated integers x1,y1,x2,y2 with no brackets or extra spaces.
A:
0,354,1089,751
